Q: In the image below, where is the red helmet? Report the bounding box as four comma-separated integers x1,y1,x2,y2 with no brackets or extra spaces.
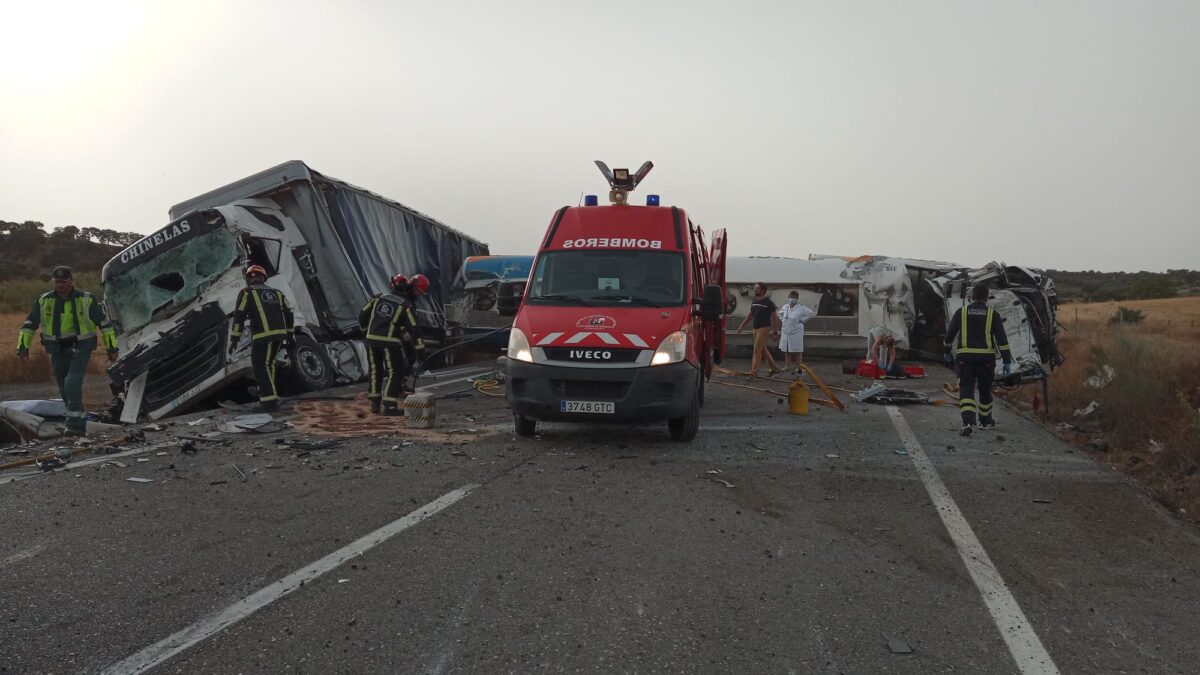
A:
410,274,430,295
391,274,408,288
245,265,268,280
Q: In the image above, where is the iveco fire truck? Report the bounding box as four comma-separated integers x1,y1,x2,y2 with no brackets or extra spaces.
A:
500,161,727,441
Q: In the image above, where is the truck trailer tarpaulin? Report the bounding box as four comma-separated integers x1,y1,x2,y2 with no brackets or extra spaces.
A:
102,161,488,420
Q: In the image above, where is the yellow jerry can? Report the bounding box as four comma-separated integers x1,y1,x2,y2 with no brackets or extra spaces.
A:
789,379,810,415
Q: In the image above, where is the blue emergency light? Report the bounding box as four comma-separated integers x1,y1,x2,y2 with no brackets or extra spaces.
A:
646,194,660,206
584,195,599,206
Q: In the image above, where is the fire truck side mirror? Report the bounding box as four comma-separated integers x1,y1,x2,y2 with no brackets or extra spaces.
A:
497,282,520,317
698,284,723,321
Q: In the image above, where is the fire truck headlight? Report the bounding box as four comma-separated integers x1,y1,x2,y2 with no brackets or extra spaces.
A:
651,331,687,366
507,327,533,363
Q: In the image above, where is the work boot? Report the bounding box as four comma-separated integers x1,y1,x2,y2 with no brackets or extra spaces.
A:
959,424,974,437
369,400,381,414
767,367,782,378
979,418,996,430
383,406,401,417
63,427,86,438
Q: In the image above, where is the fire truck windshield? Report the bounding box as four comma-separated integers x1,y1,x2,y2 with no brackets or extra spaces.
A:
528,250,686,307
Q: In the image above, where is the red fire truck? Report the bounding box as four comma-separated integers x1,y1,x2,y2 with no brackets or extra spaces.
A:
499,162,727,441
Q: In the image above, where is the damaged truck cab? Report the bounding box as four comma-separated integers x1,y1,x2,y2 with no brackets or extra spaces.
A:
502,162,727,441
103,203,331,420
103,161,487,421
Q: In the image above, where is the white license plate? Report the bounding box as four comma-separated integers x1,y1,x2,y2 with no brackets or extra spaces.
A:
560,400,615,414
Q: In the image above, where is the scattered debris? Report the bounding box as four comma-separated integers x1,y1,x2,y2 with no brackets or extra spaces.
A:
232,465,247,481
1073,401,1100,418
280,438,343,451
894,448,909,456
36,457,68,471
113,461,129,468
144,424,167,432
886,638,913,654
825,453,840,459
1054,422,1082,432
1149,440,1164,454
1088,438,1109,452
125,430,146,443
1085,365,1117,389
851,383,887,404
181,441,199,455
1033,498,1053,504
186,418,210,426
126,477,154,483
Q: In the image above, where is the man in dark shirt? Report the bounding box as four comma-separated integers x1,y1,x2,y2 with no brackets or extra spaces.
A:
735,281,782,378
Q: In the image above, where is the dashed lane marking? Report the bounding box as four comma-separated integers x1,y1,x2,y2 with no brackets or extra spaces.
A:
102,483,479,674
887,406,1060,675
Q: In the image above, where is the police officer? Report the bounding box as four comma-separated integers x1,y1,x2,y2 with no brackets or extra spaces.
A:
359,274,420,415
16,265,118,436
944,285,1013,436
229,265,295,410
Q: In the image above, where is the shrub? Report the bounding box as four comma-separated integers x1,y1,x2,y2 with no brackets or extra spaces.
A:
1108,307,1145,325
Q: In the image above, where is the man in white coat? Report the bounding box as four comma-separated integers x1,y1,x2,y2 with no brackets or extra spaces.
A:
778,290,817,375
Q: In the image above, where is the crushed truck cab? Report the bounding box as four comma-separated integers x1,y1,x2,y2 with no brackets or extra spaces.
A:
503,161,727,441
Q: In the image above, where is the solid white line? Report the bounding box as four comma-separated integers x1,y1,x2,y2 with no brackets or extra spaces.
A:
886,407,1059,675
102,483,479,675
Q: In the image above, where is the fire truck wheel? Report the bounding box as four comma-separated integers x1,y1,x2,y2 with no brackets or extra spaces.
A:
514,414,537,437
668,389,700,442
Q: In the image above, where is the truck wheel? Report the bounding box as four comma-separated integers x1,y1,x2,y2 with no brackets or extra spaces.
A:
668,389,700,442
287,335,335,392
514,414,537,437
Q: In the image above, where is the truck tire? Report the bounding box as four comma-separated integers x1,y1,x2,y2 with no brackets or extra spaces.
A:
668,389,700,442
514,414,537,437
286,334,335,392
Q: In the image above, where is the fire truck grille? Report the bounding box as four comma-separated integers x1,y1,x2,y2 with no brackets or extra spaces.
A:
552,380,630,401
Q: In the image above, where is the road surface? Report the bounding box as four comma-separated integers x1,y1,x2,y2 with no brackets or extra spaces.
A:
1,359,1197,674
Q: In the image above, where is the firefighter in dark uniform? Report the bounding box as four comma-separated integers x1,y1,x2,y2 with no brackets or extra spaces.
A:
16,265,119,436
359,274,424,414
944,284,1013,436
228,265,295,410
396,273,431,378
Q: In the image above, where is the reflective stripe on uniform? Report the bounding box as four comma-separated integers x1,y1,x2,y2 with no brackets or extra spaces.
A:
367,348,379,400
260,342,279,402
382,350,398,404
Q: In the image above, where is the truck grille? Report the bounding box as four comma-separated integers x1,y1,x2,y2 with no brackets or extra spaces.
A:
143,326,226,411
552,380,630,401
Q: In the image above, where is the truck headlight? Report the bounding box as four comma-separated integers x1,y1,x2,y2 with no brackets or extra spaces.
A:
651,330,687,366
507,327,533,363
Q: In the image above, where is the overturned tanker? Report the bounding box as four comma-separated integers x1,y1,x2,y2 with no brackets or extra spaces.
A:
102,161,487,420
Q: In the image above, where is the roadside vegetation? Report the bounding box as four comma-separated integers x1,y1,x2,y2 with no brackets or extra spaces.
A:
1007,296,1200,522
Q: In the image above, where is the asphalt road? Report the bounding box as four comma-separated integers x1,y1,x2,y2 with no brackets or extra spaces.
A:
2,359,1198,674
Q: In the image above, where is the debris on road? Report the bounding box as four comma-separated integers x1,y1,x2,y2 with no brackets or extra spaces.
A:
886,637,914,654
217,414,286,434
1074,401,1100,418
894,448,909,456
852,385,931,405
1033,498,1054,504
126,477,154,483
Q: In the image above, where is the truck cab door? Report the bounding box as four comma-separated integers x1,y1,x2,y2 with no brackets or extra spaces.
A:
708,228,728,365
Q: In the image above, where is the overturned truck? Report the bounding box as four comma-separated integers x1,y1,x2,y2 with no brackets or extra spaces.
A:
102,161,487,420
726,255,1061,382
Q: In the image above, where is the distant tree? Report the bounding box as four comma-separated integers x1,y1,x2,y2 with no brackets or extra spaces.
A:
1128,276,1176,300
51,225,81,240
113,231,142,246
79,226,102,242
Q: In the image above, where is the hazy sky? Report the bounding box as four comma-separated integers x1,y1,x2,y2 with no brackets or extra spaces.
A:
2,0,1197,272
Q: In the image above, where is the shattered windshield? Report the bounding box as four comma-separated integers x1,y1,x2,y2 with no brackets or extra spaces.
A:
104,229,239,332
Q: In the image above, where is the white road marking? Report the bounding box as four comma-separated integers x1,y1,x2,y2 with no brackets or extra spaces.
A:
887,406,1060,675
102,484,479,675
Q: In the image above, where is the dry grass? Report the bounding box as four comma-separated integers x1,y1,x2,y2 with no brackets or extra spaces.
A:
0,313,109,384
1008,297,1200,521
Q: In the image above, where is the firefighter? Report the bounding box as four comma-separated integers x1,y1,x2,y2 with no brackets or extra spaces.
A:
16,265,119,436
944,285,1013,436
228,265,295,411
359,274,422,414
399,273,430,375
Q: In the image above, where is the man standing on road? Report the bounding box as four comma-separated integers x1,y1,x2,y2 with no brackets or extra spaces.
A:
360,274,421,415
229,265,295,411
736,282,782,378
944,285,1013,436
16,265,119,436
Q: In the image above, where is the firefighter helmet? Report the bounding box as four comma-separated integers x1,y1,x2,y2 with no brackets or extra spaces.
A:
410,274,431,295
391,274,408,289
245,265,268,281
